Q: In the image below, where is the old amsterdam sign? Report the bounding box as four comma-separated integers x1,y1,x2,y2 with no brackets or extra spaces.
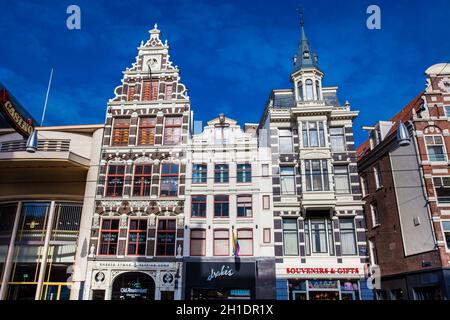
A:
0,88,34,137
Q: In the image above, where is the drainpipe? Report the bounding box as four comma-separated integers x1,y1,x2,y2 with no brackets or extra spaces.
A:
0,202,22,300
35,201,56,300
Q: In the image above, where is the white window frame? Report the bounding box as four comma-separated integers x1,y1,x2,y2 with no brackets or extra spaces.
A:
425,135,447,162
302,121,326,148
374,163,383,189
304,218,335,256
432,176,450,204
370,203,380,228
441,220,450,252
305,160,330,192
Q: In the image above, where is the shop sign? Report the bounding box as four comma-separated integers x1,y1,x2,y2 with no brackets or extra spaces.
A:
308,280,339,290
0,89,34,137
206,265,235,281
96,261,175,269
286,267,360,275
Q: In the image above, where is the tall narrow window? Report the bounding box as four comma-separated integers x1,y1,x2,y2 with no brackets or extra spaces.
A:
425,136,446,161
305,160,329,191
106,165,125,197
330,127,346,152
262,164,269,177
237,229,253,256
127,219,147,255
142,80,158,101
237,195,252,218
370,203,380,227
305,79,314,101
191,195,207,218
262,195,270,210
160,164,179,197
214,195,229,218
282,219,299,256
163,117,182,145
361,175,369,197
369,239,379,265
192,164,207,184
302,121,325,148
374,163,383,188
279,129,293,153
315,80,320,100
214,164,229,183
156,219,176,256
99,219,119,255
164,84,173,100
138,117,156,145
133,164,152,196
215,126,230,144
304,220,311,255
280,166,296,195
327,220,335,255
297,81,303,101
111,118,130,146
433,177,450,203
340,218,357,255
127,86,135,101
263,228,271,244
213,229,229,256
237,163,252,183
190,229,206,256
334,165,350,194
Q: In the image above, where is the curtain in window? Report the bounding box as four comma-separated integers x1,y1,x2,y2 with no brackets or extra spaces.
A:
340,219,357,255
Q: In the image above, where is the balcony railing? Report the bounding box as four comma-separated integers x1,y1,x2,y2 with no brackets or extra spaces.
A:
0,139,70,153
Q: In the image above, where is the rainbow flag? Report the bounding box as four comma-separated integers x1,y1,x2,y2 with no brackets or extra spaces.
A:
232,231,240,256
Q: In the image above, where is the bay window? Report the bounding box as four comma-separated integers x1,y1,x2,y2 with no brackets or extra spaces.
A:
304,218,335,255
339,218,357,255
302,121,325,148
305,160,329,191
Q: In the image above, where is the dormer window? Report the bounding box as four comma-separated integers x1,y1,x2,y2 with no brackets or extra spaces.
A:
303,51,310,59
305,79,314,101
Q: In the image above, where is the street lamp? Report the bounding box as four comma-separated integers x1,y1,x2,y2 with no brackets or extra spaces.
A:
396,121,410,146
26,68,53,153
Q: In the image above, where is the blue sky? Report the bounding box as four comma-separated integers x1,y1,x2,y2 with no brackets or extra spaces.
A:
1,0,449,146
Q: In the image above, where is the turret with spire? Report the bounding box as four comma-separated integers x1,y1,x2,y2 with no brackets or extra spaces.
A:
291,11,324,103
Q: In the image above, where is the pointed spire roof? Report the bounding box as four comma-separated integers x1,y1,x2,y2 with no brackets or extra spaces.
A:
293,14,318,72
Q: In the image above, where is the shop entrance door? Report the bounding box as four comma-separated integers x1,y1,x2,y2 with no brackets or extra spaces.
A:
111,272,155,300
292,290,307,300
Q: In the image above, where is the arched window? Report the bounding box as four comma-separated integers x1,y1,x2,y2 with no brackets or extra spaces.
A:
305,79,314,101
297,81,303,101
316,80,321,100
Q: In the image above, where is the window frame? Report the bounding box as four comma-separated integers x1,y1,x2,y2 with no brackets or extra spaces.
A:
302,121,325,148
163,116,183,145
155,219,177,257
142,79,159,101
160,164,179,197
339,218,357,256
425,135,447,162
190,228,206,256
305,160,330,192
334,165,350,194
192,163,207,184
214,195,229,218
330,127,346,152
191,195,207,218
237,163,252,183
441,220,450,251
98,219,120,256
279,129,293,154
237,228,253,256
263,228,271,244
370,202,380,228
374,163,383,189
237,195,253,218
105,164,126,197
213,229,229,256
111,118,130,146
433,176,450,204
214,164,229,183
132,164,152,197
304,218,335,256
137,117,157,146
280,166,296,195
126,219,148,256
282,218,299,256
